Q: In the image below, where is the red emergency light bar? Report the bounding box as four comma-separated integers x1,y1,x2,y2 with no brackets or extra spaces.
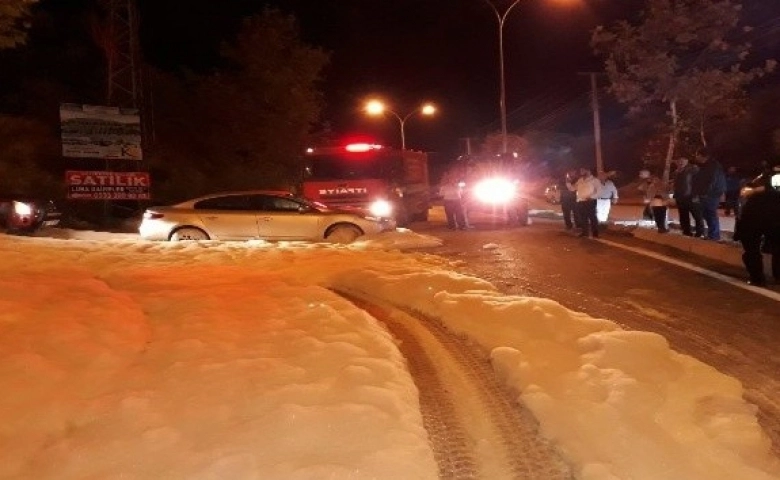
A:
345,143,383,153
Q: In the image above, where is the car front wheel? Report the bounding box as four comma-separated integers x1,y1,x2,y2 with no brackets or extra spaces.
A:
170,227,210,241
325,224,362,244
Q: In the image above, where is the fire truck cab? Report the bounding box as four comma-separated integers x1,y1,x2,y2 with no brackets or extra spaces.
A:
301,142,430,226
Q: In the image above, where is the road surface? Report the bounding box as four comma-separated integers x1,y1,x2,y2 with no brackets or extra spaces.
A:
408,207,780,457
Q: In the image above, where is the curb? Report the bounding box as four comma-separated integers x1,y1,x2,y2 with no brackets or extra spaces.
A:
629,227,743,268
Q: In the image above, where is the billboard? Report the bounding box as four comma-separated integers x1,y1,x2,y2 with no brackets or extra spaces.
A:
60,103,143,160
66,171,151,200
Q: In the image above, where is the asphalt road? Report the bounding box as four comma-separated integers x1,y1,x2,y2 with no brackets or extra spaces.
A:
408,208,780,456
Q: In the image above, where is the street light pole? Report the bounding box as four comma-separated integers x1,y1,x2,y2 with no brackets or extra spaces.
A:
385,109,413,151
481,0,523,155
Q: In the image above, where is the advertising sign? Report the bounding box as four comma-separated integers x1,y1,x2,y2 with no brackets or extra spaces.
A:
66,171,150,200
60,103,143,160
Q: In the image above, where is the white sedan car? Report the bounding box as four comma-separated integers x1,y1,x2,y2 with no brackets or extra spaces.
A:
139,190,396,243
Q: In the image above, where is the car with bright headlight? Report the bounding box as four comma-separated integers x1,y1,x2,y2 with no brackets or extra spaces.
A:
462,176,530,226
0,195,61,234
139,190,396,243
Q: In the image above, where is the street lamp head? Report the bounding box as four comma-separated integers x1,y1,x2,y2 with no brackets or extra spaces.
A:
365,100,385,116
421,104,436,116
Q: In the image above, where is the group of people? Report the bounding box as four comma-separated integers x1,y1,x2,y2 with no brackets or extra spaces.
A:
558,148,780,286
634,147,728,240
672,147,730,240
558,167,619,238
635,148,780,287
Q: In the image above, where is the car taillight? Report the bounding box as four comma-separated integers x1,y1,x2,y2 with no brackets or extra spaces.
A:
143,211,164,220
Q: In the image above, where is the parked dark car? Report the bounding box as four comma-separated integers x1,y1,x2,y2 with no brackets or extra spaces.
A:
0,195,62,234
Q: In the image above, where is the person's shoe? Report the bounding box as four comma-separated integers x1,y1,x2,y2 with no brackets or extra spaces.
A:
747,279,767,287
658,228,669,233
578,233,588,238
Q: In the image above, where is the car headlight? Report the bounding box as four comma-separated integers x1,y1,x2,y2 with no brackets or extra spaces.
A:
473,178,517,204
13,201,33,216
368,199,393,218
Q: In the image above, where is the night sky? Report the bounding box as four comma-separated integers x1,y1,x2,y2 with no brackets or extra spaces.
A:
135,0,648,154
36,0,780,157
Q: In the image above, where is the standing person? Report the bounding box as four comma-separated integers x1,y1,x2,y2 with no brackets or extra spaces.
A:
458,180,473,229
567,167,601,238
723,166,745,217
637,170,658,219
439,175,467,230
733,168,780,286
672,157,703,236
638,170,670,233
691,147,727,240
650,192,670,233
558,170,578,230
596,171,618,224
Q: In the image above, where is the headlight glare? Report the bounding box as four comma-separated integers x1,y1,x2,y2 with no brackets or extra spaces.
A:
13,201,33,216
474,178,517,204
368,199,393,218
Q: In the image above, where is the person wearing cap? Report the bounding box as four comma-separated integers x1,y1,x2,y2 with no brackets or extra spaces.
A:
733,167,780,286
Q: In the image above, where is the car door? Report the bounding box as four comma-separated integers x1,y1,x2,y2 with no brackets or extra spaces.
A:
254,194,323,240
194,194,260,240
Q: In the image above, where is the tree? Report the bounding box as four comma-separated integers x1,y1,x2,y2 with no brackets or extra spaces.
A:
591,0,775,185
148,8,329,200
197,8,329,190
0,0,37,49
0,115,61,194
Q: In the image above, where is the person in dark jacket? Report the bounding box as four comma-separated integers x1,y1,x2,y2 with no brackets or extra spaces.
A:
439,174,467,230
691,147,726,240
558,169,579,230
733,168,780,286
723,166,745,217
672,157,703,237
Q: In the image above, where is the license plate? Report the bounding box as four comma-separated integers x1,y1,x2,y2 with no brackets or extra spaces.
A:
43,220,60,226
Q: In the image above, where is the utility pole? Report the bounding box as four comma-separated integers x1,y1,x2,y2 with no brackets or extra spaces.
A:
93,0,149,225
98,0,155,150
480,0,523,155
101,0,142,109
579,72,604,175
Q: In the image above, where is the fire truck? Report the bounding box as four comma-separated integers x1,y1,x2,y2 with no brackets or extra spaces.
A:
301,142,430,225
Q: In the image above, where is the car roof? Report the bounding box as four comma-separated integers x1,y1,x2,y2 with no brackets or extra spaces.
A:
171,190,297,207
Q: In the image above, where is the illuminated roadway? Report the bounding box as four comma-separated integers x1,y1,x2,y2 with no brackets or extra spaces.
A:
407,207,780,457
